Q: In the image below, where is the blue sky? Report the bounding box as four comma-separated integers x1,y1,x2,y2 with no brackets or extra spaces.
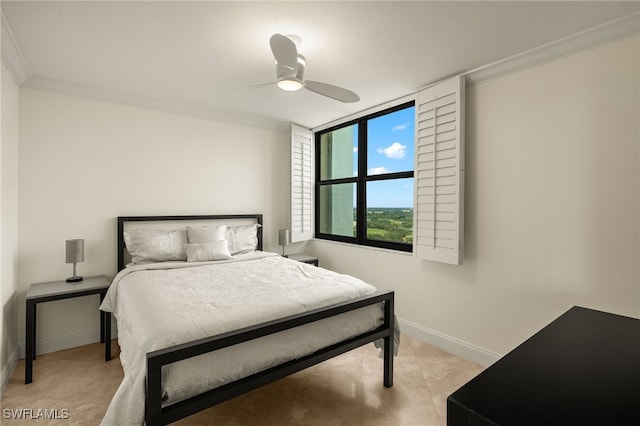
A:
353,106,415,208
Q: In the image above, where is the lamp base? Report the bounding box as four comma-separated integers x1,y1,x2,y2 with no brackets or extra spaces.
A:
66,276,83,283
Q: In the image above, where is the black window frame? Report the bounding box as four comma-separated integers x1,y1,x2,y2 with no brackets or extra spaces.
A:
315,101,415,252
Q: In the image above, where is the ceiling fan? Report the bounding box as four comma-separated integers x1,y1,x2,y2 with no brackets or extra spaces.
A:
268,33,360,103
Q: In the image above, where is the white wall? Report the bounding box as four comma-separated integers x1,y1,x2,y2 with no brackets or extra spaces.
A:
1,62,20,391
309,35,640,364
8,32,640,372
16,90,289,355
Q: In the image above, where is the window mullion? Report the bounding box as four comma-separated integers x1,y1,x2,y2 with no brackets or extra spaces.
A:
357,118,367,244
318,177,358,186
365,171,414,182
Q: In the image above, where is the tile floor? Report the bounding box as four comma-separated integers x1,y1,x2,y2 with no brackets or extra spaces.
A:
1,335,483,425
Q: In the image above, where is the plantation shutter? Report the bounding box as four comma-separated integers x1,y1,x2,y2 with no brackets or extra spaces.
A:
414,75,465,265
290,124,314,242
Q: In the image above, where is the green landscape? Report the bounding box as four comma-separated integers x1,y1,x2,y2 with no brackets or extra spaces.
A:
356,208,413,244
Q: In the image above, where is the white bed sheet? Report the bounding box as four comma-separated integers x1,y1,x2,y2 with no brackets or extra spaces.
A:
100,252,384,425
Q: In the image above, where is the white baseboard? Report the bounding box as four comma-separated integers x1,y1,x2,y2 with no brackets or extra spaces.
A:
18,325,118,360
1,346,19,395
398,318,501,367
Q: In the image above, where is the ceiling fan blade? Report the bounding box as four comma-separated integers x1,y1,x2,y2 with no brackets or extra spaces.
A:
222,81,276,94
304,80,360,103
270,34,298,76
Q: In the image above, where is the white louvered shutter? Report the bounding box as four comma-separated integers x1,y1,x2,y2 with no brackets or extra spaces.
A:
290,124,314,242
414,75,465,265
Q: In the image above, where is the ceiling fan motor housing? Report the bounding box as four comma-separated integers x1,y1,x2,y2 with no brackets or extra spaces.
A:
276,54,305,79
276,54,305,91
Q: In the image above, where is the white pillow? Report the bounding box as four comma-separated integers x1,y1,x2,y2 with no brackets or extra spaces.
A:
187,225,227,243
185,241,232,262
227,223,261,254
124,229,187,264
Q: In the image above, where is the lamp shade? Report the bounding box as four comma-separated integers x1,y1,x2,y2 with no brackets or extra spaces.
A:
65,239,84,264
278,229,290,246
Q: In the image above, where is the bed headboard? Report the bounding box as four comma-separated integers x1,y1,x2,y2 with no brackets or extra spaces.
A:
117,214,263,271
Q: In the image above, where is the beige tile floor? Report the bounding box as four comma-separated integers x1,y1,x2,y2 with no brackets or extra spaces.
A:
1,335,483,425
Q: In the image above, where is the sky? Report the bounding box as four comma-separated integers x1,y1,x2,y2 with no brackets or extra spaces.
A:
353,106,415,208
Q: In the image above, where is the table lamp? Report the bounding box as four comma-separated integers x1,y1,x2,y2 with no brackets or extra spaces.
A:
278,229,289,256
65,239,84,283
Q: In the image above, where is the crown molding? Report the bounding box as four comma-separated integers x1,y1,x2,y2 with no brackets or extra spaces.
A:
465,12,640,86
1,10,284,130
1,12,31,85
22,75,288,131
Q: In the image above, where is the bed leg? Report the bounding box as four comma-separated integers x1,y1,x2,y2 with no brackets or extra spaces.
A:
146,355,163,426
383,296,394,388
383,336,394,387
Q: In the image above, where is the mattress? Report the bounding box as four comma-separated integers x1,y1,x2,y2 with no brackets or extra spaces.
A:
99,252,384,425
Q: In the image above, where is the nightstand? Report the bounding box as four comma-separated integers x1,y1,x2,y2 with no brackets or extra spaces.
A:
286,254,319,266
25,275,112,384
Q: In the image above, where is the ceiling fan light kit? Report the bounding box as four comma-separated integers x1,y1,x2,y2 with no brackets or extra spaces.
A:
277,78,303,91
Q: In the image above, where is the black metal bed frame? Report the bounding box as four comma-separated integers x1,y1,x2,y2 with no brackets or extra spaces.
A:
115,214,395,426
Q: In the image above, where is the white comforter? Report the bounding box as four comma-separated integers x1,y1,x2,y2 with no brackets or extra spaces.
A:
100,252,384,425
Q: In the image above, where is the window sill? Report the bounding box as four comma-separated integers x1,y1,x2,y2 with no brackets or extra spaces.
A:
310,238,414,257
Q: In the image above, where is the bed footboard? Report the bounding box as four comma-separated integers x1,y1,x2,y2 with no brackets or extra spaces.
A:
145,290,395,425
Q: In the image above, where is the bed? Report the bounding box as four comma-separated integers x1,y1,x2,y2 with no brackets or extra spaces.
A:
100,214,396,425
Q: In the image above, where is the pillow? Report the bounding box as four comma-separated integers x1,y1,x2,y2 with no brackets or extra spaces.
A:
124,229,187,264
227,223,261,254
185,241,232,262
187,225,227,243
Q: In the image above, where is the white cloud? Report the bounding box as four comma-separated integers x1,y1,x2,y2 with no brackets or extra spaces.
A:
368,166,391,175
392,122,410,131
377,142,406,159
353,147,358,153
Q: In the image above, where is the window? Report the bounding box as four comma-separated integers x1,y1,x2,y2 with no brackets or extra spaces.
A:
294,75,464,263
315,102,415,251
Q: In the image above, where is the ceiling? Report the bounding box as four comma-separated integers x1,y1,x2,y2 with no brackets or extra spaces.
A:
2,1,639,129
